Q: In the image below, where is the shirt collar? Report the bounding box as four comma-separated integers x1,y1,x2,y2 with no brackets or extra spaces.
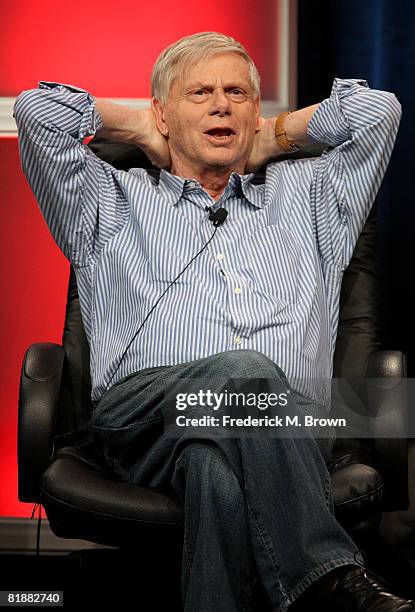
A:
157,168,263,209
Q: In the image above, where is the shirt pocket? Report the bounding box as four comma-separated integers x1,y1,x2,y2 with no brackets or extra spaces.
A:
146,235,193,285
245,224,301,305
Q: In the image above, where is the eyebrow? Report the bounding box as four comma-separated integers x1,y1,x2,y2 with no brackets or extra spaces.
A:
185,81,250,90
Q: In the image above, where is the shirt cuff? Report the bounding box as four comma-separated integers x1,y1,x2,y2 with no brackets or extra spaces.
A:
38,81,103,140
307,78,369,148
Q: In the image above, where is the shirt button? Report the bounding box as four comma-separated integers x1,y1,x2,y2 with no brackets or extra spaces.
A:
217,253,224,261
235,336,242,345
234,287,242,294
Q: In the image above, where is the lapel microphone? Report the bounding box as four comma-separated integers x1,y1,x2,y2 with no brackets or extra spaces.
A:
205,206,228,226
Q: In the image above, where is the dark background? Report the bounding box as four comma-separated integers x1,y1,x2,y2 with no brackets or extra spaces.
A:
297,0,415,375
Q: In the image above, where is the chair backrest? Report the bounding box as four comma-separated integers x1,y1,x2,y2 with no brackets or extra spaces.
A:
52,139,381,456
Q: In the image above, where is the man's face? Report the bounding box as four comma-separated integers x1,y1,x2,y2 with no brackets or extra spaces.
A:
152,52,260,174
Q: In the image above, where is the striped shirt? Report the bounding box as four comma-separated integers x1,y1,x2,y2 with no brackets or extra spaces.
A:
13,79,401,408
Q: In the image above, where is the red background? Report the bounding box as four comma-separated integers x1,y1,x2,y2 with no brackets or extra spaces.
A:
1,0,280,518
0,0,279,99
0,137,69,519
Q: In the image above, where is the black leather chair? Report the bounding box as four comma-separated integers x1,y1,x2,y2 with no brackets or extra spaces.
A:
17,139,410,605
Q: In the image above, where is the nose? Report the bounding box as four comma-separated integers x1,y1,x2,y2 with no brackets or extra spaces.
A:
208,87,231,116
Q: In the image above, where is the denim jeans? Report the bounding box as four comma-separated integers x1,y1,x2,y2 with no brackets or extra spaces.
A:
90,349,364,612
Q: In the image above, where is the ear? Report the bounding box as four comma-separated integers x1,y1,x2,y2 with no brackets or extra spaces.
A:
151,97,169,137
254,95,261,132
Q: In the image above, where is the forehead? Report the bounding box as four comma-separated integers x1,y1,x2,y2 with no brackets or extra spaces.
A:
175,52,252,91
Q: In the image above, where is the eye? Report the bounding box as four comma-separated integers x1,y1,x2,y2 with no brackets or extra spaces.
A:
187,89,210,103
228,88,248,102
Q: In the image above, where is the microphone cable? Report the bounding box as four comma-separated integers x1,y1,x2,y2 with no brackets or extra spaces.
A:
91,205,228,413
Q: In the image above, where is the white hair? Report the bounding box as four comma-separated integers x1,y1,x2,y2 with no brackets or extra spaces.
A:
151,31,261,105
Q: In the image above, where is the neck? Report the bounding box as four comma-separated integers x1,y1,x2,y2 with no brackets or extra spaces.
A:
170,157,246,202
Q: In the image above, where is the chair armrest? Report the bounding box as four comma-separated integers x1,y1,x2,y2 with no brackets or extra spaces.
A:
18,342,65,503
367,349,409,511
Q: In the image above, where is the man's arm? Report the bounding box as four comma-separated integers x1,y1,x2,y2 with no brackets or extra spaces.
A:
265,78,402,270
13,82,127,267
94,100,171,169
246,103,321,172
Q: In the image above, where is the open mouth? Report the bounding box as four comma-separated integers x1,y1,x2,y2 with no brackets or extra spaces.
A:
203,127,236,144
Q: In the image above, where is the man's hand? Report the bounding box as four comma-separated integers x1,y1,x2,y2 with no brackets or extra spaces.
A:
136,108,171,170
95,100,171,169
245,117,282,173
245,105,322,173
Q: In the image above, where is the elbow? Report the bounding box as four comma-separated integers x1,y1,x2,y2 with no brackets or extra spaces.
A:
378,91,402,129
363,90,402,140
386,91,402,122
13,89,43,129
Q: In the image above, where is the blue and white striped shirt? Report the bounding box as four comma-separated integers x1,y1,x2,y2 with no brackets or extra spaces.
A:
13,79,401,408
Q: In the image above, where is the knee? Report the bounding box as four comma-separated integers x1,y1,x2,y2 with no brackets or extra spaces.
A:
178,441,228,476
176,442,242,507
214,349,286,380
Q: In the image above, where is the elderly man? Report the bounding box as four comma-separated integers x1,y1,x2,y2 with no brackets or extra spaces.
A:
14,31,409,612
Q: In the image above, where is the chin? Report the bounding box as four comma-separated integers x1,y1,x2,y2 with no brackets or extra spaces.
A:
202,152,241,169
